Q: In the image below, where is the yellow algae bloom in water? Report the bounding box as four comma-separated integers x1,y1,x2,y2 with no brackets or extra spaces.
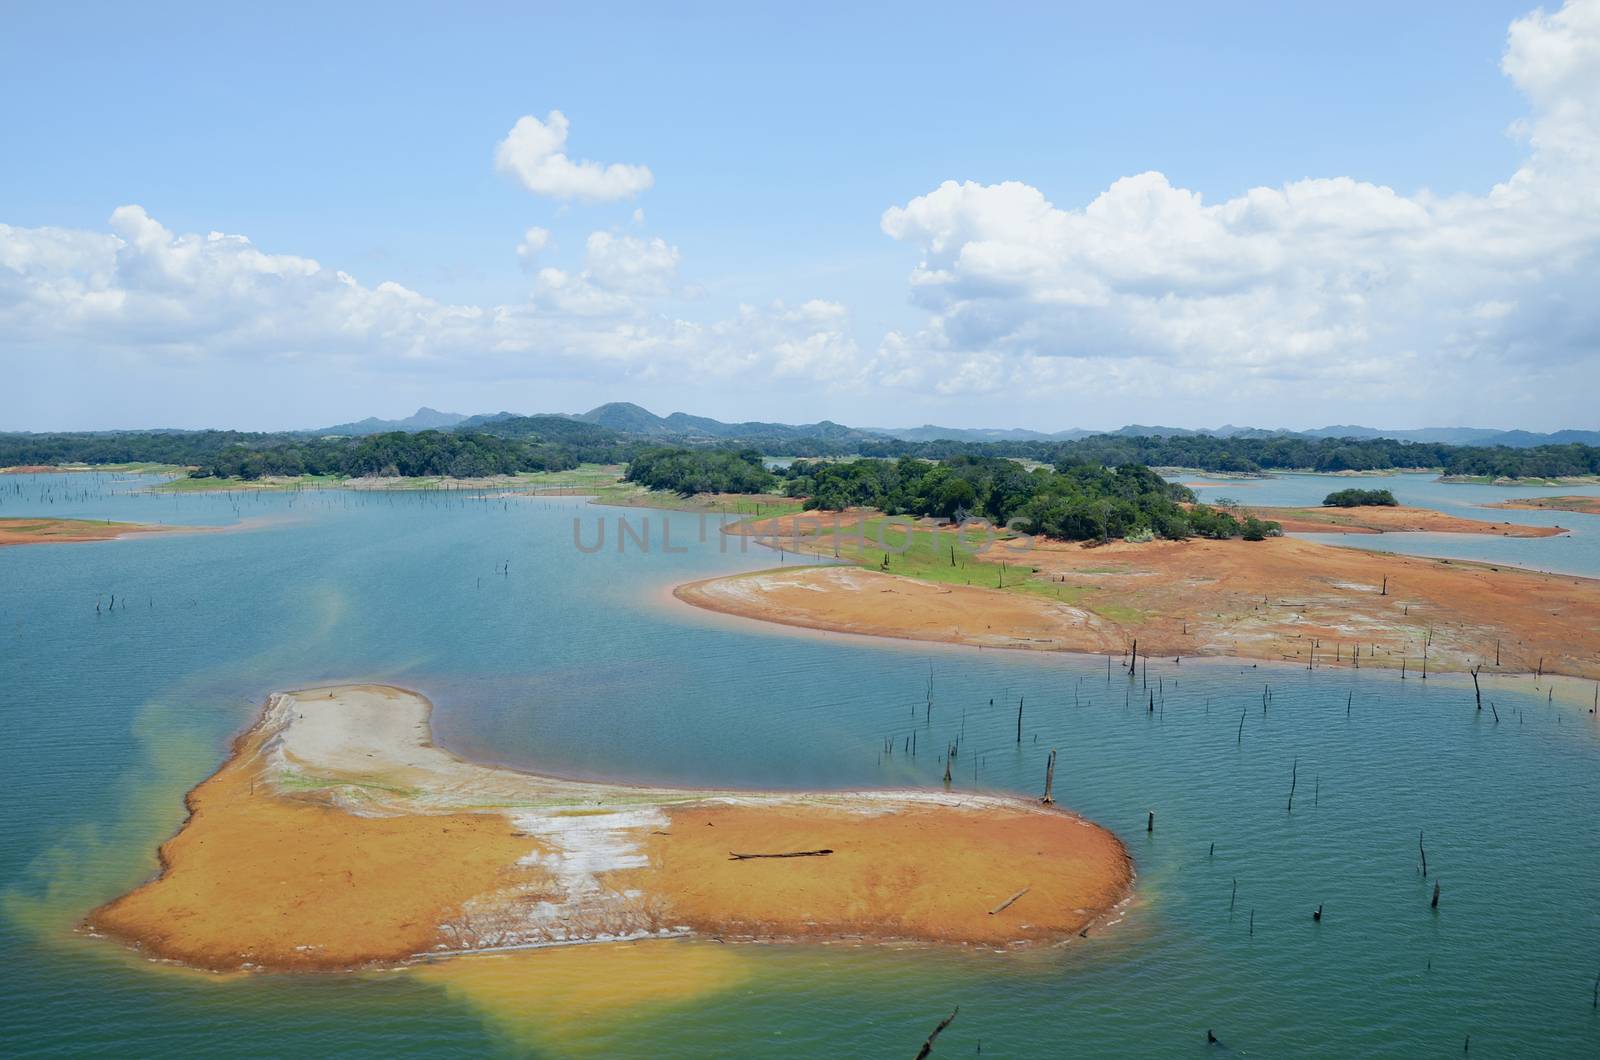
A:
412,940,752,1052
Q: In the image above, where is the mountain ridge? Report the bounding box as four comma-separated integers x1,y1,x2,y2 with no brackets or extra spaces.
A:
310,403,1600,449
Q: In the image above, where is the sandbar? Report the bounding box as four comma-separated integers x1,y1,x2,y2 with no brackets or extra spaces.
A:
0,517,182,548
1485,495,1600,517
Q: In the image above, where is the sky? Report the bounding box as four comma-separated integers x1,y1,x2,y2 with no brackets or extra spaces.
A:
2,0,1598,433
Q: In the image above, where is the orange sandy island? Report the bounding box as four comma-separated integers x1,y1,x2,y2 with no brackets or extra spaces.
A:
1486,495,1600,517
1240,504,1566,536
677,532,1600,681
86,685,1130,973
0,517,181,548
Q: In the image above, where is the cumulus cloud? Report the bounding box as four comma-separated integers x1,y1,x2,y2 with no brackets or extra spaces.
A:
0,206,484,363
875,0,1600,405
525,230,683,315
495,110,653,202
0,207,856,394
515,226,551,266
582,232,680,294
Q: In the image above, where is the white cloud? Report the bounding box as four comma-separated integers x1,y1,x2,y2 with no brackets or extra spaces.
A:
515,226,551,266
494,111,653,202
0,207,856,396
525,229,685,315
1,206,484,363
582,232,679,294
875,0,1600,406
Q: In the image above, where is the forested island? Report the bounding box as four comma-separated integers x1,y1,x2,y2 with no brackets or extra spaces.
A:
0,417,627,480
1322,488,1399,507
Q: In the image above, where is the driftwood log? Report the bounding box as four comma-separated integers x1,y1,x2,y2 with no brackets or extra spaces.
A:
727,848,833,860
988,886,1031,915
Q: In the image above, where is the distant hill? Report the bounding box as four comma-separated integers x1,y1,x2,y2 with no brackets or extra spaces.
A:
308,401,1599,450
863,425,1089,443
1297,425,1600,447
453,411,521,430
870,422,1600,447
470,414,624,446
575,402,875,444
574,402,672,435
316,406,469,436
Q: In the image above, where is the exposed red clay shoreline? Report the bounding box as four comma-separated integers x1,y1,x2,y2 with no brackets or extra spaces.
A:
675,535,1600,681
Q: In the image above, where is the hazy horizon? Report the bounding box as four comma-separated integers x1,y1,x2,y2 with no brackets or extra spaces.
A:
5,398,1596,439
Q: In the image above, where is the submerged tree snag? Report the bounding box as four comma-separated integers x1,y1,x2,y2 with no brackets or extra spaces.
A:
914,1006,959,1059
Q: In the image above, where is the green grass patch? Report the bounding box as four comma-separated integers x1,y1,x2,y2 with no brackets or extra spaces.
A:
794,516,1038,591
1087,601,1147,624
769,513,1156,624
151,473,345,493
513,463,626,491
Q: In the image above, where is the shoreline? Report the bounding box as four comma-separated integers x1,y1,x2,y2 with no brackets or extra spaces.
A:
85,685,1132,974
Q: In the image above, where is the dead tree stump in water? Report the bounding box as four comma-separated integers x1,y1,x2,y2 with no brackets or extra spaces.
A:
914,1006,959,1060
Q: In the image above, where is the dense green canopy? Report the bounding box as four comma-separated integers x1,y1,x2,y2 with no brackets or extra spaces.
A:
1323,488,1399,507
623,447,776,494
781,456,1277,542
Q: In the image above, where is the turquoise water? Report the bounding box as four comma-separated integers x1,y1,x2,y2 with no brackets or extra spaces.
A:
2,473,1598,1057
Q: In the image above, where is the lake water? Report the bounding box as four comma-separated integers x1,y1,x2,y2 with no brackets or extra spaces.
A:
2,472,1598,1057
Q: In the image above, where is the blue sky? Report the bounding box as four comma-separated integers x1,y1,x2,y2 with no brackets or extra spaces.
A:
4,1,1597,431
